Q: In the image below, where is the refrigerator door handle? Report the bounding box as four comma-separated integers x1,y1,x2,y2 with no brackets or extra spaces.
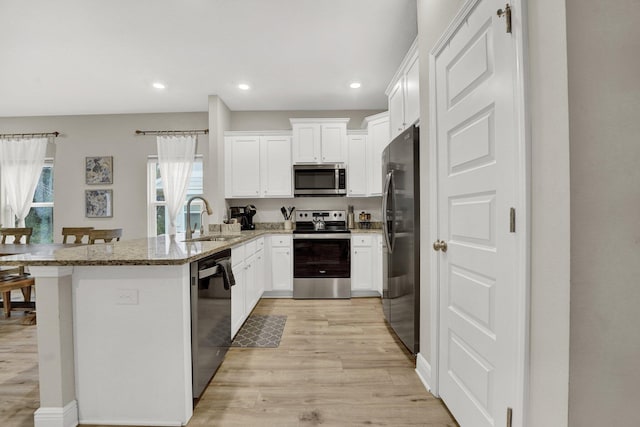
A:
382,171,393,253
389,171,397,252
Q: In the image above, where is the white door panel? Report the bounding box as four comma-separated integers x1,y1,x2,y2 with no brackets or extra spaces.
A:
433,0,521,426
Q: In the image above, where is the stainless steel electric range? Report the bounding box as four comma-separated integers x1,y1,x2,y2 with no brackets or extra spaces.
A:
292,210,351,299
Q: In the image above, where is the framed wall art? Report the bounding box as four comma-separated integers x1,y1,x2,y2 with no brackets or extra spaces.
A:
86,156,113,185
85,189,113,218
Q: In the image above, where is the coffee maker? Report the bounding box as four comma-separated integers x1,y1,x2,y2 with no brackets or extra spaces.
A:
229,205,257,230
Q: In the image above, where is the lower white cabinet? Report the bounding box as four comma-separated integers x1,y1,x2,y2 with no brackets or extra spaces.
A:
351,234,381,296
231,237,266,338
270,235,292,292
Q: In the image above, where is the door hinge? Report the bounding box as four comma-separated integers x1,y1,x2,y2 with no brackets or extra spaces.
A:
509,207,516,233
497,4,512,34
506,407,513,427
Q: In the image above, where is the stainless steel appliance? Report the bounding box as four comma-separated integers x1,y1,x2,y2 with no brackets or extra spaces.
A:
229,205,257,230
293,210,351,298
382,125,420,354
190,249,233,400
293,164,347,196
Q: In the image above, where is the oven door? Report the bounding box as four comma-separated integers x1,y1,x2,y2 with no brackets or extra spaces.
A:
293,234,351,298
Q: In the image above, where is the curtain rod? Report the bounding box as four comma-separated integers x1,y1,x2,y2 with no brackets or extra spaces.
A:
0,131,60,138
135,129,209,136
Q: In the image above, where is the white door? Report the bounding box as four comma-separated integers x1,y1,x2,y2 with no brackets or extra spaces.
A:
403,52,420,127
271,246,292,291
227,136,260,197
292,123,320,163
388,78,405,139
231,260,246,338
260,135,292,197
320,123,346,163
432,0,523,426
367,115,389,196
351,245,373,291
347,134,367,196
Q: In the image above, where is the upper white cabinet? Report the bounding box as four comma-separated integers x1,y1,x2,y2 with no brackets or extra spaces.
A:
290,118,349,164
260,135,293,197
225,131,293,198
362,112,390,196
347,132,368,197
386,38,419,140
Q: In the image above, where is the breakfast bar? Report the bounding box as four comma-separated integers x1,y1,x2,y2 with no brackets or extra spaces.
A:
0,232,269,427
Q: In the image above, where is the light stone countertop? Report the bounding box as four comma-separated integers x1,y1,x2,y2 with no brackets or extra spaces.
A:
0,230,293,267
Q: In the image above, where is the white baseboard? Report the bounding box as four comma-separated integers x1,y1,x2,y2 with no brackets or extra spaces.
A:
34,400,78,427
79,419,181,426
415,352,433,393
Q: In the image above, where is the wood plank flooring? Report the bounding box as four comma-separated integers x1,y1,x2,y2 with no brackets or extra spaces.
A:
0,298,457,427
190,298,457,426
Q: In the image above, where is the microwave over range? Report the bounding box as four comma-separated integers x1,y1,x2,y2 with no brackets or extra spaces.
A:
293,164,347,197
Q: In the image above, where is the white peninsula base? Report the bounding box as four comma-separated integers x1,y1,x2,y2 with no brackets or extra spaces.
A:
31,264,194,427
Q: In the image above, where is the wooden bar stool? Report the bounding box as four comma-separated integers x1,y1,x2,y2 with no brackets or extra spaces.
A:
88,228,123,244
0,228,35,322
62,227,94,244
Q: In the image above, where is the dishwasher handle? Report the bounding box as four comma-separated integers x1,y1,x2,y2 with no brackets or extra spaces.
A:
198,264,220,280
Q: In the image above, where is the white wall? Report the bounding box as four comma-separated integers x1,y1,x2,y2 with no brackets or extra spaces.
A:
207,95,231,224
566,1,640,425
416,0,465,386
0,113,208,241
527,1,572,425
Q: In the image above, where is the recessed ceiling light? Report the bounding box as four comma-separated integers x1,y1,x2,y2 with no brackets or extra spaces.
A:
152,82,166,89
238,83,251,90
349,82,362,89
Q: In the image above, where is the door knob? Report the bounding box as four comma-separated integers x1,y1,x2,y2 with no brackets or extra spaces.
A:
432,240,448,252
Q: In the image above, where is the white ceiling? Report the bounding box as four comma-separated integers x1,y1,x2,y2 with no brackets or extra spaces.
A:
0,0,418,117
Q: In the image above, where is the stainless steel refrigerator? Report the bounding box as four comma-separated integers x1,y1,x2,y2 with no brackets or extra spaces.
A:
382,125,419,354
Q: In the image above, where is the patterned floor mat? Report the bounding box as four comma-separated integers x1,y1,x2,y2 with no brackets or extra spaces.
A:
231,314,287,348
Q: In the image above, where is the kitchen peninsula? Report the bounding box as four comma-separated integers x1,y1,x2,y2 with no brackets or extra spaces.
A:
0,231,285,427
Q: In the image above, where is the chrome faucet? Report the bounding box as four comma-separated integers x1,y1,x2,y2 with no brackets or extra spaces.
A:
186,196,213,240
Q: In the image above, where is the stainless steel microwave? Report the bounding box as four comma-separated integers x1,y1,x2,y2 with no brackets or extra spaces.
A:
293,164,347,196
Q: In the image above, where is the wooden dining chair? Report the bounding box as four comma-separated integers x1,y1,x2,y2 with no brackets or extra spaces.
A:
0,228,35,321
0,227,32,244
62,227,94,244
88,228,123,244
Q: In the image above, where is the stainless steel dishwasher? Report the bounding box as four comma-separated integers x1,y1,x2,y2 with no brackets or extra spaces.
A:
190,248,232,400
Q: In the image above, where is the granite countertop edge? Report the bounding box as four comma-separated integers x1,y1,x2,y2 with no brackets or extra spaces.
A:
0,227,383,267
0,230,293,267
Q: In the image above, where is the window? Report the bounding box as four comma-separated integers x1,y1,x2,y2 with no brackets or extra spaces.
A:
147,156,204,237
2,159,54,243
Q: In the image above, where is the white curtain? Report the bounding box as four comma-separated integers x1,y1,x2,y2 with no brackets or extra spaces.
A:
157,135,196,235
0,138,48,227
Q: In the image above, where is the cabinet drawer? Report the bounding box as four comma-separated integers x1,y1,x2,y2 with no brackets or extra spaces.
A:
271,235,292,247
352,235,373,247
256,237,265,252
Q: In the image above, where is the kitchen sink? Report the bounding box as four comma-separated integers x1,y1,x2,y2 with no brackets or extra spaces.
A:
183,235,242,243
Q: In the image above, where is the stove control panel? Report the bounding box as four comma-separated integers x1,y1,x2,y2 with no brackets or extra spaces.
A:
295,210,345,223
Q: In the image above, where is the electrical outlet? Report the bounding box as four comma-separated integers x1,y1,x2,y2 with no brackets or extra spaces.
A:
116,289,138,305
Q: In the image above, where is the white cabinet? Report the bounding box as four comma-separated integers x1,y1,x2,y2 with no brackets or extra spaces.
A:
386,38,419,140
225,132,293,198
225,135,261,198
290,118,349,164
260,135,293,197
347,132,368,197
351,234,380,296
231,237,266,338
270,235,292,291
362,112,390,196
231,255,246,338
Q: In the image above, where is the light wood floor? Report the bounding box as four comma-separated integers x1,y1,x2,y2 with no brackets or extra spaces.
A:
0,298,457,427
